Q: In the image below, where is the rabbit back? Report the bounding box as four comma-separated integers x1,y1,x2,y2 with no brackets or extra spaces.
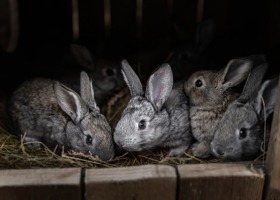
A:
9,78,67,145
163,81,193,154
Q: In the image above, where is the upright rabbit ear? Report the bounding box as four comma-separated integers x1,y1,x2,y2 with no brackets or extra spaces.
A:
195,18,216,54
220,59,252,89
145,64,173,111
121,59,144,97
80,71,98,110
252,77,279,120
54,81,88,123
70,44,95,71
237,63,268,103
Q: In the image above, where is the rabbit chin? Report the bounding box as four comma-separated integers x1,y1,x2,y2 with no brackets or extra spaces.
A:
94,79,116,91
121,143,144,152
210,145,242,161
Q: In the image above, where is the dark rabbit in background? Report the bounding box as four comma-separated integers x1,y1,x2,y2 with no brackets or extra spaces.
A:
60,44,126,108
8,71,115,161
166,18,216,81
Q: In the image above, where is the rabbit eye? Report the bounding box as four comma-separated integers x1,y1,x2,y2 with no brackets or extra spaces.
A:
195,79,203,87
239,128,247,139
86,135,93,145
105,68,115,76
138,120,146,130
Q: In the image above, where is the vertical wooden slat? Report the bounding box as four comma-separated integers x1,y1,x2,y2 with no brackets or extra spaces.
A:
85,164,177,200
0,168,82,200
177,163,264,200
78,0,104,44
72,0,80,40
104,0,111,37
136,0,143,39
196,0,204,24
110,0,137,42
265,76,280,200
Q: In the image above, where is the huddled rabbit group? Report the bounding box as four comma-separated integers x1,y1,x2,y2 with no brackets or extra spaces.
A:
7,50,279,162
113,56,278,161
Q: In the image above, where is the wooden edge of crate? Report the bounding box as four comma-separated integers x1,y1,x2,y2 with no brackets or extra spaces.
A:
0,168,82,200
0,162,268,200
177,163,265,200
265,75,280,200
85,164,177,200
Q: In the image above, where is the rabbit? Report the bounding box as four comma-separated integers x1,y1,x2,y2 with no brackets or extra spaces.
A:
8,71,115,161
59,44,126,108
167,18,216,80
113,59,193,156
184,57,254,158
210,67,278,161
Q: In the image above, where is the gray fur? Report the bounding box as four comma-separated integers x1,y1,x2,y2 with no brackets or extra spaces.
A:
184,58,253,158
210,69,278,160
8,71,114,161
113,60,193,156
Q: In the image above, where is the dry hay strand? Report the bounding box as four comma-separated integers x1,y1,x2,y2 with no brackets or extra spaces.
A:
0,121,265,169
0,114,225,170
0,122,224,169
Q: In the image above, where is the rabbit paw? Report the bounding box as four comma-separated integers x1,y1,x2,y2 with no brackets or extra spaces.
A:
191,142,211,158
23,136,43,150
168,145,189,156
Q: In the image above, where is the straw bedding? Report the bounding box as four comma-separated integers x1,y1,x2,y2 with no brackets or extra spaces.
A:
0,88,264,169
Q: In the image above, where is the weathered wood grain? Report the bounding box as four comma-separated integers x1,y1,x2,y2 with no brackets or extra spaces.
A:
177,163,264,200
85,164,177,200
0,168,81,200
265,75,280,200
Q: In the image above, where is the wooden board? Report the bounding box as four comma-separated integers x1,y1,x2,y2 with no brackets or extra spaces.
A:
0,168,81,200
265,76,280,200
85,164,177,200
177,163,264,200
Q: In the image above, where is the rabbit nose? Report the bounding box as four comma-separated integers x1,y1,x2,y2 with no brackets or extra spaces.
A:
216,148,225,156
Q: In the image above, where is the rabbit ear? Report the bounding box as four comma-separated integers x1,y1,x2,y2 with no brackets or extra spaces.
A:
195,19,216,54
145,64,173,111
237,64,268,103
220,59,252,89
121,59,144,97
80,71,98,110
252,77,279,119
54,81,88,123
70,44,95,70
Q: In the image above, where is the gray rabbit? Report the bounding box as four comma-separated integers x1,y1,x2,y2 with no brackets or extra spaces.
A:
8,71,115,161
184,58,253,158
210,65,278,160
113,59,193,156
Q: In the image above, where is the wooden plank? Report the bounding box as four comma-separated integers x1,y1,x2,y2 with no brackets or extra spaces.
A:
177,163,264,200
0,168,81,200
265,76,280,200
85,164,177,200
